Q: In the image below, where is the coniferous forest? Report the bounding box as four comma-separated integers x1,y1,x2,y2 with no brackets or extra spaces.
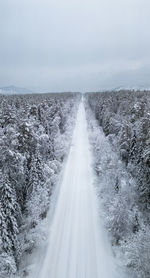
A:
86,90,150,277
1,0,150,277
0,90,150,278
0,92,80,276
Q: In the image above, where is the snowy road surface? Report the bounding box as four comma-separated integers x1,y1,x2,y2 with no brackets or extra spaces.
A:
37,100,120,278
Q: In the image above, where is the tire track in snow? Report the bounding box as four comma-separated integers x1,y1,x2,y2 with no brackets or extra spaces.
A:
36,99,121,278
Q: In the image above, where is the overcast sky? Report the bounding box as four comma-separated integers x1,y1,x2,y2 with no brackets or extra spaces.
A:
0,0,150,92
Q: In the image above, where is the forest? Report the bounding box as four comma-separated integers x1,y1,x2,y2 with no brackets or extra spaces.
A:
0,92,80,277
86,90,150,277
0,90,150,278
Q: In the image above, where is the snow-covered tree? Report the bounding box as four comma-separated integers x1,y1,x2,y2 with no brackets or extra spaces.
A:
0,92,80,276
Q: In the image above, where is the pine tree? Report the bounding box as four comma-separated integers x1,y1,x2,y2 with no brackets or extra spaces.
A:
0,202,12,254
0,172,19,261
27,152,47,219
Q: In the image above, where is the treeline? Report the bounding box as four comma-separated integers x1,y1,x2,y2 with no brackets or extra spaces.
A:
86,90,150,277
88,90,150,212
0,93,80,277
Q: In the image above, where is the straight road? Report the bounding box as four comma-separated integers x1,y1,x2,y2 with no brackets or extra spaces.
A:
37,99,119,278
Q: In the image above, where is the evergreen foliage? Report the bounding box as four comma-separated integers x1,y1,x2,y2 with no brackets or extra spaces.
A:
0,92,80,276
86,90,150,277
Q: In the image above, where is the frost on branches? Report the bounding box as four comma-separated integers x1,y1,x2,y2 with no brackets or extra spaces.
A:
0,92,80,277
85,90,150,278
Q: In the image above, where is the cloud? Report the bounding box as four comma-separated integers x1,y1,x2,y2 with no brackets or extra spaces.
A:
0,0,150,91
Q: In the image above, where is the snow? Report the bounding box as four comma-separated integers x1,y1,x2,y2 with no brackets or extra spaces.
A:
32,99,123,278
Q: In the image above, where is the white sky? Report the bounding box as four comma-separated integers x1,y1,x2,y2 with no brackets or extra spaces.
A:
0,0,150,92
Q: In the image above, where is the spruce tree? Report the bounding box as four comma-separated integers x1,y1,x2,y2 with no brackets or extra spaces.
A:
0,172,19,261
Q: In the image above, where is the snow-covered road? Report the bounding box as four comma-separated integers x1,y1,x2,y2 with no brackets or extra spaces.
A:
37,100,119,278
